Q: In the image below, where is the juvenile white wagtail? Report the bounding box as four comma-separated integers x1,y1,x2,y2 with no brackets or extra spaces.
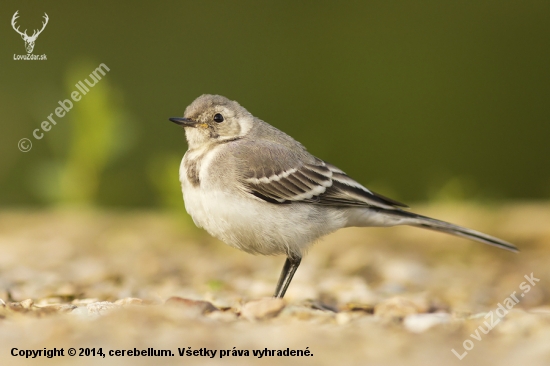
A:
170,94,518,298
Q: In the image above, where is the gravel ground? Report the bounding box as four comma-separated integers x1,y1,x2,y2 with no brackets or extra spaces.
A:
0,203,549,366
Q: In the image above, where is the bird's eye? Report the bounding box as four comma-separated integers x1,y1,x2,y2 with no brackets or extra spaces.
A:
213,113,224,123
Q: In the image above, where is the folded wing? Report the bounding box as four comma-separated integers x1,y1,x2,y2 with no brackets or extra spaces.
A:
241,147,407,209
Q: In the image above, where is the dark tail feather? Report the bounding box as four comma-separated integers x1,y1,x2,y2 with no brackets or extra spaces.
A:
380,209,519,253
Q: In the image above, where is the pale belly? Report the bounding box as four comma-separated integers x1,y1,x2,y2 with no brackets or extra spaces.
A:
181,183,347,257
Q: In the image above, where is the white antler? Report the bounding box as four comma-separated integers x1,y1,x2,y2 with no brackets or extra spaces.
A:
11,10,28,38
30,13,49,39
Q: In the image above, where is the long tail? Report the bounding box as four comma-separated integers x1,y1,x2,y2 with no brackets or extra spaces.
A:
375,208,519,252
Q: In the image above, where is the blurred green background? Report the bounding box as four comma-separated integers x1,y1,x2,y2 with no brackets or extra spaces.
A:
1,1,549,209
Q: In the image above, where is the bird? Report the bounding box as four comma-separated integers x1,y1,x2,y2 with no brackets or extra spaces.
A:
169,94,518,299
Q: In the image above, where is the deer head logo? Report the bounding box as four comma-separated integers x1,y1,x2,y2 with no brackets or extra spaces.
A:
11,11,49,54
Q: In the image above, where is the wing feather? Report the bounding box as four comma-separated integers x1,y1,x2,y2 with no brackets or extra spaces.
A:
238,143,407,209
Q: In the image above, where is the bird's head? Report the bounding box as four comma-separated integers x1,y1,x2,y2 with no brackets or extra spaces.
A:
170,94,254,148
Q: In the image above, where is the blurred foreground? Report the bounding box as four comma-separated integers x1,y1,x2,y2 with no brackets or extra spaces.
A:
0,202,549,365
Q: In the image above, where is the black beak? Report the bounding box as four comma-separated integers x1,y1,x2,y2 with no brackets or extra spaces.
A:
169,117,199,127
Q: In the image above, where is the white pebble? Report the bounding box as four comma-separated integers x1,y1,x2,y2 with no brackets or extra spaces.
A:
403,313,451,333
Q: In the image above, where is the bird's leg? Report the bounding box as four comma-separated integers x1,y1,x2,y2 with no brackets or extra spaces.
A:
273,256,302,298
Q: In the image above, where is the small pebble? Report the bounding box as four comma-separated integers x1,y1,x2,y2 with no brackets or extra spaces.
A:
374,296,427,319
278,305,335,323
35,304,77,313
206,309,238,322
21,298,34,309
72,298,100,306
241,298,285,321
86,301,119,317
403,313,451,333
335,311,369,325
165,297,218,314
115,297,143,306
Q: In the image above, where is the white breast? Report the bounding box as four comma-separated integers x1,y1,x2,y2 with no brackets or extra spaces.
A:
179,145,347,257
